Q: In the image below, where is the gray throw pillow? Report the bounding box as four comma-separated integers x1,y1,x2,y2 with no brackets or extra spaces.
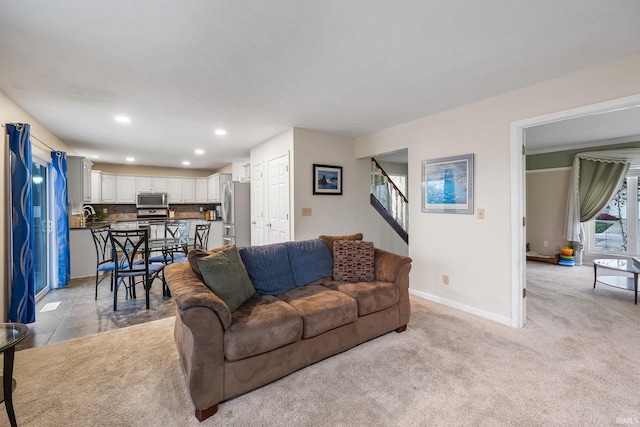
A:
197,246,256,312
188,244,234,279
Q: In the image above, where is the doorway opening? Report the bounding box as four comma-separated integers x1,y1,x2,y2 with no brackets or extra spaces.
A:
511,94,640,328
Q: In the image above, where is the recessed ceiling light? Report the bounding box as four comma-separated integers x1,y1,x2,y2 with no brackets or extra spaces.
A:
115,115,131,124
182,161,191,166
214,129,226,136
195,149,204,155
125,157,135,162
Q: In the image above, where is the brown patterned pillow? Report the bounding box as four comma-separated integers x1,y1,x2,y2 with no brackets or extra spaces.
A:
332,240,375,282
319,233,363,256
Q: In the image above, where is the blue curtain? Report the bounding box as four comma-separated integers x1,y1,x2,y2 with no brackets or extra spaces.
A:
6,123,36,323
51,151,70,288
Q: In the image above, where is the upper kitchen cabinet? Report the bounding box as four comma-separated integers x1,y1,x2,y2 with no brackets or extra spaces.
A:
90,170,101,203
67,156,92,209
101,173,116,203
116,175,136,203
167,178,195,203
135,176,167,193
196,178,208,203
182,179,196,203
207,173,231,202
152,177,167,192
135,176,153,193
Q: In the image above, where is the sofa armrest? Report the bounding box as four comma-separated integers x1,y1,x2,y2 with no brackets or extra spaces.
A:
165,262,233,330
374,248,412,284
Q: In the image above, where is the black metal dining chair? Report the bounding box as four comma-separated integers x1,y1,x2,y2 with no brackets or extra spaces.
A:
89,225,116,300
193,223,211,249
108,228,164,311
148,220,190,265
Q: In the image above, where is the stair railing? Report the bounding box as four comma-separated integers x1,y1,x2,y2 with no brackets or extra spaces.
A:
371,158,408,242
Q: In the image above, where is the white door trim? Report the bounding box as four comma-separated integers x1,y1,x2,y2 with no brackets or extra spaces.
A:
510,93,640,328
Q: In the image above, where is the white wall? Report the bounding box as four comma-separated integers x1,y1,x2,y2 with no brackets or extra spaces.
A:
292,128,408,254
355,53,640,325
526,168,571,255
1,90,74,321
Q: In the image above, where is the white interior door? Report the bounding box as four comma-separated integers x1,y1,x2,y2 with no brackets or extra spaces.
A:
252,163,264,245
267,154,290,243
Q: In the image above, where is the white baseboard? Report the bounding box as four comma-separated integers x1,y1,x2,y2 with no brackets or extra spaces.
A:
408,289,513,327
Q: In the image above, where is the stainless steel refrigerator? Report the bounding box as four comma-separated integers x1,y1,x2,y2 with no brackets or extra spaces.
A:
221,181,251,247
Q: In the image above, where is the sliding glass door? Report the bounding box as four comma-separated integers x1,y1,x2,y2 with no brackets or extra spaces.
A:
32,160,51,298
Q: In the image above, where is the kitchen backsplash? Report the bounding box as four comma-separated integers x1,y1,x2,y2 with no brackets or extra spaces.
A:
87,203,221,222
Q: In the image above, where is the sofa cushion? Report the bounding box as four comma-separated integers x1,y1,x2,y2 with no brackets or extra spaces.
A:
224,296,303,361
319,233,363,256
323,280,399,316
197,246,256,312
238,243,297,296
332,240,375,282
287,239,333,287
278,284,357,338
187,244,234,279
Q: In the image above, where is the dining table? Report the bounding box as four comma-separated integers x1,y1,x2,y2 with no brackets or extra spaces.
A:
1,323,28,427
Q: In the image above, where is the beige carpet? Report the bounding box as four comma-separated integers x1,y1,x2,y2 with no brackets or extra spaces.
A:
5,262,640,426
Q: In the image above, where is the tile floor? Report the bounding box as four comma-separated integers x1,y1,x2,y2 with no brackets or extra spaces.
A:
16,275,175,351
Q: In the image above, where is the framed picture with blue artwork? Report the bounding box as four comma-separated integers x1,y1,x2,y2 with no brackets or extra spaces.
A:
313,164,342,195
422,153,474,214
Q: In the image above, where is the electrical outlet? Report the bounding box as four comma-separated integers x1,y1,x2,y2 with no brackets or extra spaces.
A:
543,241,548,247
102,208,107,214
442,275,449,285
199,207,203,212
477,208,485,219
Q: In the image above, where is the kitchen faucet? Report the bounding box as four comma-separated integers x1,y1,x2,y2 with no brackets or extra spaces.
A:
83,205,96,217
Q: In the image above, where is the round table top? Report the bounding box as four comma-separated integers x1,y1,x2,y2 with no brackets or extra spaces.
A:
0,323,28,352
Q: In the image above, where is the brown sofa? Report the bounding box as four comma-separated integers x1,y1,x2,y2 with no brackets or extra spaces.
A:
164,238,412,422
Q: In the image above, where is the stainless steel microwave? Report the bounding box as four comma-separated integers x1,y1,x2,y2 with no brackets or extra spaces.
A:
136,192,169,208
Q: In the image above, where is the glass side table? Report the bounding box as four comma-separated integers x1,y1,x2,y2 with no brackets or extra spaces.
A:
0,323,28,427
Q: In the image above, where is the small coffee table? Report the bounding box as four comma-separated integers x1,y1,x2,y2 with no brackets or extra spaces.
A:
0,323,28,427
593,259,640,304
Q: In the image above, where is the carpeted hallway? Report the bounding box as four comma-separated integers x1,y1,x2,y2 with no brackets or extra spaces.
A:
5,261,640,426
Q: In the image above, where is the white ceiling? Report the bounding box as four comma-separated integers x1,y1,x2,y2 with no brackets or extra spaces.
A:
525,105,640,154
1,1,639,169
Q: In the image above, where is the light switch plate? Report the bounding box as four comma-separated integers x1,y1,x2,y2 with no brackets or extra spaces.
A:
302,208,312,217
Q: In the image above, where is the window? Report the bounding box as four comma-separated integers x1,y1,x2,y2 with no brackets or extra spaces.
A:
590,172,640,255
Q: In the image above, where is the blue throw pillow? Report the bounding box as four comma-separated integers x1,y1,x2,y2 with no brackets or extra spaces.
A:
238,243,296,296
288,239,333,287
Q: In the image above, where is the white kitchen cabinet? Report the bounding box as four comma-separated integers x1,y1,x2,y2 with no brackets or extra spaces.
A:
90,171,101,203
167,178,182,204
137,176,168,193
167,178,197,203
207,175,218,202
152,177,167,192
135,176,153,193
182,179,196,203
116,175,136,203
100,173,116,203
67,156,93,209
195,178,208,203
207,173,231,202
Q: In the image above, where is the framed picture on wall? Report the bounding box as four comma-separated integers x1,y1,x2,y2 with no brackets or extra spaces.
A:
422,153,474,214
313,164,343,195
